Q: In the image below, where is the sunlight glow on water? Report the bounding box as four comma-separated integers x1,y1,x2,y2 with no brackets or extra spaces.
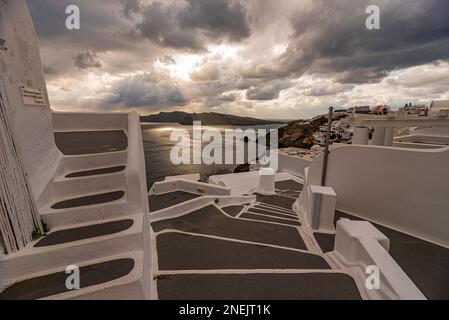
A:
142,123,283,189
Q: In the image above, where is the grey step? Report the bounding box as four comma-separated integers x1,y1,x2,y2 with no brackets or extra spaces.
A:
35,219,134,247
0,219,142,282
157,273,362,300
148,191,201,212
275,180,304,192
51,191,125,210
157,232,329,271
248,207,298,219
152,205,307,250
41,201,138,229
242,212,301,227
254,193,296,210
54,131,127,155
221,205,245,217
66,166,126,178
0,258,135,300
254,204,296,215
314,233,336,253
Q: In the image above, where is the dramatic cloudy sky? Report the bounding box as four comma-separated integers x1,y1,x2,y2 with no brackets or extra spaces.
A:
27,0,449,119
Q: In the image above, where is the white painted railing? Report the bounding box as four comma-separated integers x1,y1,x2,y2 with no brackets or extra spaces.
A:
125,112,152,299
150,179,231,196
332,219,426,300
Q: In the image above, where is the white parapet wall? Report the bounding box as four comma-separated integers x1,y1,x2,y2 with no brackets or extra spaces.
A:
304,144,449,248
150,179,231,196
278,153,311,178
332,219,426,300
396,127,449,146
52,112,128,132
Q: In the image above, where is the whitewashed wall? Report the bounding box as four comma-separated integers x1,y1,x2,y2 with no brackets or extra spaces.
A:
305,145,449,248
278,153,311,178
0,0,62,199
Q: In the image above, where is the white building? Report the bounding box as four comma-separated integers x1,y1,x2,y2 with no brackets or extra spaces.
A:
429,100,449,117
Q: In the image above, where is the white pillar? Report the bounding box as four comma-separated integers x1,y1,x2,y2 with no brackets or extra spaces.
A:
370,126,386,146
384,127,394,146
353,126,369,145
259,168,275,193
307,186,337,232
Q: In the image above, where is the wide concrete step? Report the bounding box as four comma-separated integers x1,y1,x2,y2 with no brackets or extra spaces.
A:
52,173,126,200
51,191,125,210
255,203,297,215
65,166,126,178
275,179,304,192
255,193,297,210
35,219,134,248
221,205,246,217
248,206,299,219
148,191,202,212
41,200,140,229
0,251,143,300
54,130,128,156
157,272,362,300
152,205,307,250
156,232,329,271
241,212,301,227
61,150,127,174
0,215,143,281
253,204,298,216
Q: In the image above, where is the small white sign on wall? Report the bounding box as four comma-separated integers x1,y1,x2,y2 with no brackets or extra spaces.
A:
20,86,46,106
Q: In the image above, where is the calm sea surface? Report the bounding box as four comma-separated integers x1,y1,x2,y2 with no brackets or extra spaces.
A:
141,123,284,189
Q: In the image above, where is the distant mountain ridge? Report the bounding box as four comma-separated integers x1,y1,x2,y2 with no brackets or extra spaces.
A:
140,111,284,126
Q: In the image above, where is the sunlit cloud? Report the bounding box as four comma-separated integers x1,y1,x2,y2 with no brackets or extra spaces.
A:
28,0,449,119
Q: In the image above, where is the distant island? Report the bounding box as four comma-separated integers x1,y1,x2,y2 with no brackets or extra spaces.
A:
140,111,284,126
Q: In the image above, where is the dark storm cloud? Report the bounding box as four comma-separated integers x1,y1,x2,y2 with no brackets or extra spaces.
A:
73,51,102,70
137,2,204,51
246,81,291,101
121,0,142,18
242,0,449,84
27,0,128,43
136,0,250,51
179,0,250,42
27,0,143,67
26,0,449,115
106,73,188,109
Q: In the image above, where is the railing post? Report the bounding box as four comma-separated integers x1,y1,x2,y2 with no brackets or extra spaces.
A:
321,107,334,186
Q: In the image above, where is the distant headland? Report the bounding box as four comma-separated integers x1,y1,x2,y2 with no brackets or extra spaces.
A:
140,111,285,126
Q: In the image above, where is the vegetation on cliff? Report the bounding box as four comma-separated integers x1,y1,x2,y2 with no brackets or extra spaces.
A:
278,116,328,149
